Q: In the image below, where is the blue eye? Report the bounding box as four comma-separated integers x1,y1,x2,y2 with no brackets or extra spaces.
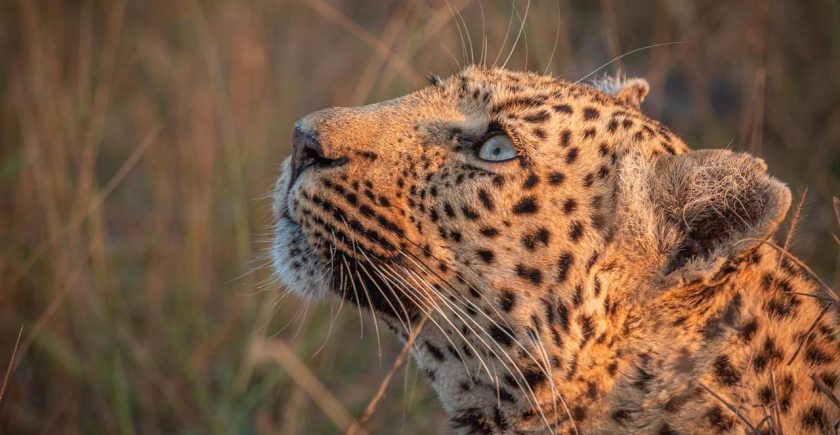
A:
477,134,517,162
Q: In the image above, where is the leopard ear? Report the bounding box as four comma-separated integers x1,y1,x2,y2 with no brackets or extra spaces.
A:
592,76,650,108
614,78,649,108
618,150,791,287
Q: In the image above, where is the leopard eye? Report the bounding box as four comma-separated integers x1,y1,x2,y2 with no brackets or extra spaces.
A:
477,134,517,162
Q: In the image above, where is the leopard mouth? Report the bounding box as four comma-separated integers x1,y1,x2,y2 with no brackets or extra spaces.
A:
327,249,421,320
272,214,420,318
273,172,419,318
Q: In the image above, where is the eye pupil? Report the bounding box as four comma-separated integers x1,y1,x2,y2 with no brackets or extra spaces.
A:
493,147,501,155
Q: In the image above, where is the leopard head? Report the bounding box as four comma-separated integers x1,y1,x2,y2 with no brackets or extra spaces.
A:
271,66,791,430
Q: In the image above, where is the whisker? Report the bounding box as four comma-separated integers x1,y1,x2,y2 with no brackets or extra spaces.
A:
573,41,685,86
397,251,567,431
376,259,537,411
543,0,563,75
355,265,383,362
477,0,487,67
501,0,531,69
374,263,488,380
392,258,554,431
452,0,474,65
388,264,487,378
441,43,462,72
445,0,468,69
531,327,563,428
492,2,517,67
342,252,366,339
357,249,413,333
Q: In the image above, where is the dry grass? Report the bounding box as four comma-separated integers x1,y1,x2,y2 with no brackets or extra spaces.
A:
1,1,839,433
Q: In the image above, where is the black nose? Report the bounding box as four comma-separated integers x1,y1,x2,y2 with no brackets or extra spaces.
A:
290,122,346,188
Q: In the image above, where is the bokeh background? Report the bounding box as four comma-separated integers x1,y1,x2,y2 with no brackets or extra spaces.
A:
1,0,839,433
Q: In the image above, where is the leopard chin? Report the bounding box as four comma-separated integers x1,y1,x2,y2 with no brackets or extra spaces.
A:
271,156,333,300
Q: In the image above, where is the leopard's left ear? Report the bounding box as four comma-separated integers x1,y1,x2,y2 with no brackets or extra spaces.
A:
614,78,650,108
592,76,650,108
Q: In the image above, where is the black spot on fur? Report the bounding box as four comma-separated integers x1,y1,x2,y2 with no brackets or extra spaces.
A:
497,388,515,403
556,302,570,331
426,341,445,361
805,344,834,365
583,107,600,120
560,129,572,147
579,314,595,345
500,290,516,312
461,205,479,220
480,227,499,237
492,96,548,113
801,406,828,430
490,324,515,347
523,173,540,189
754,337,783,373
664,389,696,413
523,369,547,388
562,198,577,214
607,361,618,376
553,104,573,114
565,147,580,164
477,249,495,264
611,409,632,424
493,407,508,430
706,405,735,431
512,196,539,214
443,202,455,218
451,408,493,433
633,366,655,392
739,318,759,342
516,264,542,285
548,171,566,185
765,294,801,319
522,228,550,251
569,221,584,242
524,110,550,123
713,355,741,386
557,252,573,283
572,285,584,307
477,189,494,210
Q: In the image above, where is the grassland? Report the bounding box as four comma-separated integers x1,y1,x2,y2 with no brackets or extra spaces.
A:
1,1,839,433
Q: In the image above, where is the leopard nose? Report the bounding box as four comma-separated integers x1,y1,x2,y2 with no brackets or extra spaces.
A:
290,121,347,188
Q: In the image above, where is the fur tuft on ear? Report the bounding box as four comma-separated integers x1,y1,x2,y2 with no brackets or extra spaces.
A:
591,74,650,108
617,149,792,287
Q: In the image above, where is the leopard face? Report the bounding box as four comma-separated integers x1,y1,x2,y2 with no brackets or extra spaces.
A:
270,66,834,434
272,67,683,313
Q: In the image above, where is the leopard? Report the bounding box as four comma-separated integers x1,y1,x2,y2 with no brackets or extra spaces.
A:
271,65,840,434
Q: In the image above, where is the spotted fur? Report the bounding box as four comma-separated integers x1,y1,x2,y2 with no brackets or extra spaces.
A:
271,66,838,434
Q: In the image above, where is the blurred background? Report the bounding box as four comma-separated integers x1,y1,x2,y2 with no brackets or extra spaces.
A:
1,0,839,433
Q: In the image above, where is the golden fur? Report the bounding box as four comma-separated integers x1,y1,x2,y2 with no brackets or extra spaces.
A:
272,66,838,434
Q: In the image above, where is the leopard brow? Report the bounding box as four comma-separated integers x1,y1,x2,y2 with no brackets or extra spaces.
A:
417,121,487,146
